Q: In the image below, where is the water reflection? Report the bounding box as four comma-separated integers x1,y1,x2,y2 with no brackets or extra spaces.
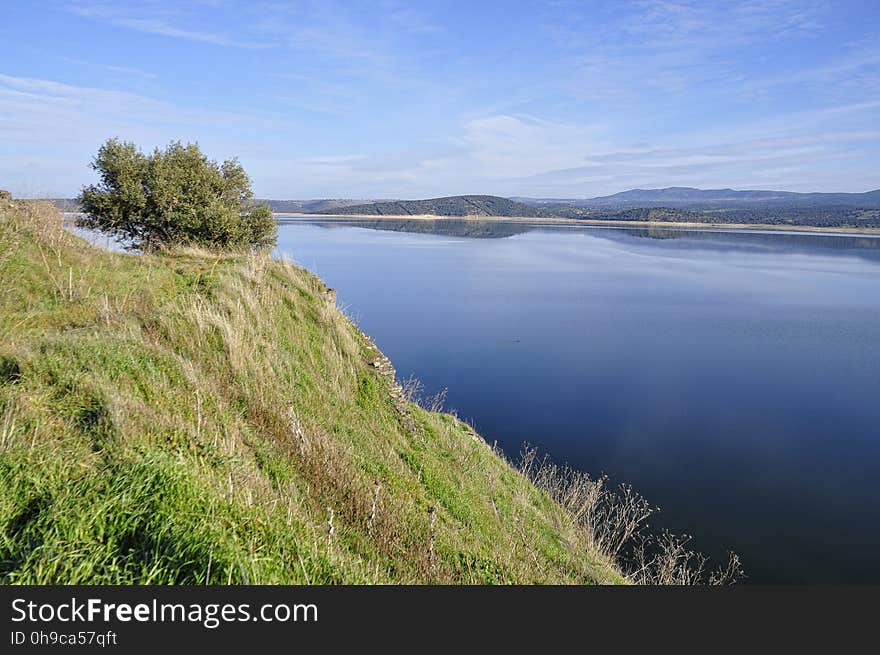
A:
278,216,880,262
278,217,535,239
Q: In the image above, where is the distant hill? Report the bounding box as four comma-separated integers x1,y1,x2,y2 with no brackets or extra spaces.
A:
54,188,880,229
313,195,549,217
261,199,394,213
306,193,879,229
517,187,880,209
53,187,880,216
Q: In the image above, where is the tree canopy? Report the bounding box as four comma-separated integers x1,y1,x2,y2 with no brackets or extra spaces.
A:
76,139,276,250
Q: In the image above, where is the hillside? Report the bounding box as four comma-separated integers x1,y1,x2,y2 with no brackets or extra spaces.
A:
579,206,708,222
311,193,880,228
527,187,880,209
314,195,548,217
311,196,747,225
0,198,627,584
261,199,395,213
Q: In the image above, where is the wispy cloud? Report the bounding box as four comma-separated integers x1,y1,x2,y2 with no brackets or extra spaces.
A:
740,39,880,101
66,1,270,48
0,71,291,193
623,0,826,45
280,118,880,198
457,114,601,179
0,72,275,139
103,64,158,79
493,129,880,196
540,0,830,106
57,56,158,81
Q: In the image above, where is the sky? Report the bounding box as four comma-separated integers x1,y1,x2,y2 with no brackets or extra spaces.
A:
1,0,879,199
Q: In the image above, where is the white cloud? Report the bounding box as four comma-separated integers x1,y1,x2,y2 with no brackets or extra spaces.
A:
459,115,602,179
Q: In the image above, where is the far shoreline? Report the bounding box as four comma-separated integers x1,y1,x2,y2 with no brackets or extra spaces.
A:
275,212,880,237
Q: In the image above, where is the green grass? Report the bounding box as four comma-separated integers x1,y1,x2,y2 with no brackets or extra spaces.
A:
0,199,625,584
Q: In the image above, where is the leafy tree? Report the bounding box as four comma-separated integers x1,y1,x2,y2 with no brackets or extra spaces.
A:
76,139,276,250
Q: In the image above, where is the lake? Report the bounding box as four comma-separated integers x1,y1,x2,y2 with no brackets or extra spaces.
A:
274,218,880,584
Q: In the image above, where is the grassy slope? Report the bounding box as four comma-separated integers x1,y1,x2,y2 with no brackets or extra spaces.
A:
0,200,624,584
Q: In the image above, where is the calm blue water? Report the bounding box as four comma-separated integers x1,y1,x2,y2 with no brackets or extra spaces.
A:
275,220,880,584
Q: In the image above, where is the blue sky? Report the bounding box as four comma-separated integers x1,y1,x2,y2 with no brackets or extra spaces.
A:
1,0,878,198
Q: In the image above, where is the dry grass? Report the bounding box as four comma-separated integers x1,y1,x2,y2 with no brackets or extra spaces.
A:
401,374,449,413
518,447,744,585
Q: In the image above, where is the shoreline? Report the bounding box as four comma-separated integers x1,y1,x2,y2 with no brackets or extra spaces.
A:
276,212,880,237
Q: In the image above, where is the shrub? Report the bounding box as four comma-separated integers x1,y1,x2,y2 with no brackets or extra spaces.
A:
76,139,276,251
